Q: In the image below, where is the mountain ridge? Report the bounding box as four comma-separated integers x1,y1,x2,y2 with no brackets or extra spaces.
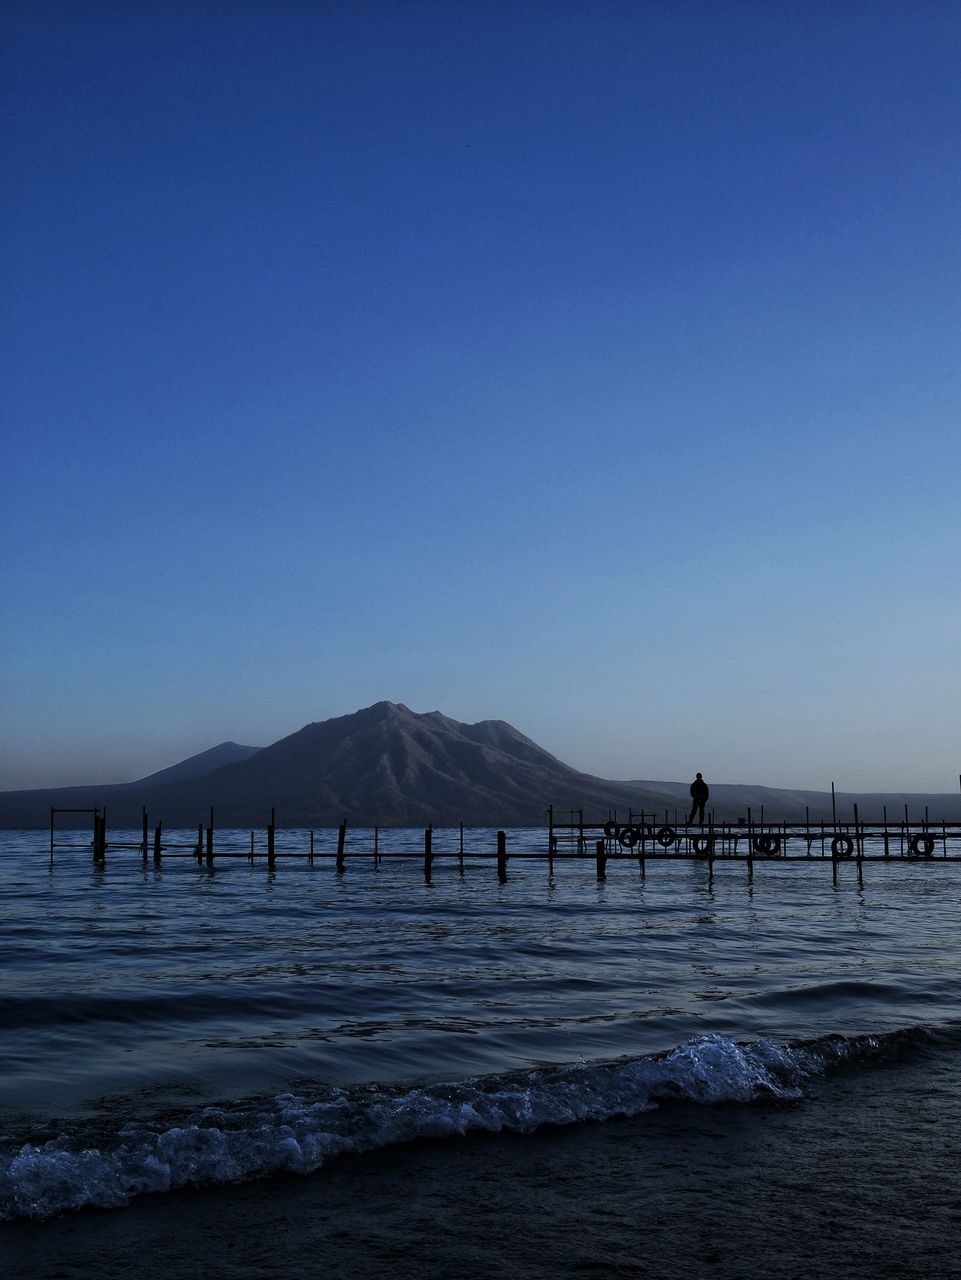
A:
2,702,959,827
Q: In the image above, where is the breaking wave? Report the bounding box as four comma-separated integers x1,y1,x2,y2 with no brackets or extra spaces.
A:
0,1026,934,1222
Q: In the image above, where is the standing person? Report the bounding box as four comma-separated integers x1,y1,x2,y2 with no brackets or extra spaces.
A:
688,773,709,825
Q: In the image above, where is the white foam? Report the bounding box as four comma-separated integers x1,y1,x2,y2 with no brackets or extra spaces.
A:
0,1030,919,1221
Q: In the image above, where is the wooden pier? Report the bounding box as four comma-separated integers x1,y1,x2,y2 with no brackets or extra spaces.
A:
47,802,961,885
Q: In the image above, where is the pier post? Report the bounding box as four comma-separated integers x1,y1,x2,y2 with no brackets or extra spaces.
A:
497,830,507,882
708,821,714,881
196,822,204,864
267,809,276,869
424,825,432,882
93,811,106,864
336,819,346,872
309,830,314,865
596,838,606,880
153,821,162,866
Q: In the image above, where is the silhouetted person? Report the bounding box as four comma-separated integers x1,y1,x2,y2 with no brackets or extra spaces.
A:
688,773,709,825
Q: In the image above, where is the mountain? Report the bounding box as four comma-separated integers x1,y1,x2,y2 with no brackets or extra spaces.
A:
134,741,262,787
1,702,959,828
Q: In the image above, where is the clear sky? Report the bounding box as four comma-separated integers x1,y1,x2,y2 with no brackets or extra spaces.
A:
3,1,960,792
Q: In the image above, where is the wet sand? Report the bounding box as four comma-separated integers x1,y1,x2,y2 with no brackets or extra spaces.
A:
5,1049,961,1280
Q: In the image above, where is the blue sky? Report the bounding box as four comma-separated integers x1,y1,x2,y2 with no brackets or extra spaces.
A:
3,1,960,791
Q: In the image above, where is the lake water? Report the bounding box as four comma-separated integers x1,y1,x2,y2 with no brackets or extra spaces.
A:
3,827,961,1276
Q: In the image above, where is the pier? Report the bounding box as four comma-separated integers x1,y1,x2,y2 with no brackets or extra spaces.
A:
46,801,961,885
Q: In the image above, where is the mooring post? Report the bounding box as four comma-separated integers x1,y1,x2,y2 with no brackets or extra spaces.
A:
309,830,314,865
497,830,507,882
549,834,555,876
336,819,346,872
596,838,606,880
831,781,837,826
853,803,860,857
267,808,276,869
142,807,149,863
423,825,433,882
548,805,553,858
708,820,715,880
153,821,162,866
206,807,214,867
196,822,204,864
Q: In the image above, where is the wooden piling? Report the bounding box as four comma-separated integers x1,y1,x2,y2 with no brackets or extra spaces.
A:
596,838,606,880
309,830,314,865
336,819,346,872
708,821,714,880
497,830,507,882
92,810,105,864
153,821,162,866
196,822,204,864
424,825,433,881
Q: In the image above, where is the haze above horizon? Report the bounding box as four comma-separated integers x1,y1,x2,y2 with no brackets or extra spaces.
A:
4,3,960,793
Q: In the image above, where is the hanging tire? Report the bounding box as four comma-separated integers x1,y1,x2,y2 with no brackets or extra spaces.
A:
603,821,620,840
909,834,935,858
831,834,854,858
752,835,772,855
767,835,782,856
656,825,676,848
691,834,714,856
619,827,638,849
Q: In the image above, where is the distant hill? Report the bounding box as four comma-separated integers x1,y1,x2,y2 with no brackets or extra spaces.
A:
0,741,262,828
1,702,958,828
134,741,262,787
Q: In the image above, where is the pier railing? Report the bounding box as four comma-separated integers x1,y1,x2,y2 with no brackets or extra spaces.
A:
46,803,961,886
